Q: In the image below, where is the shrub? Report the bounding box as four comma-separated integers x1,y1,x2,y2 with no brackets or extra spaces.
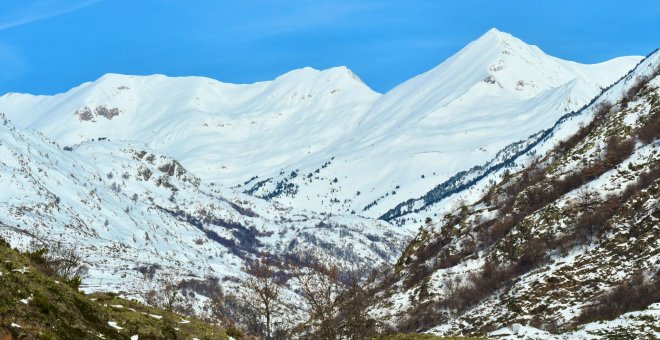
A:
621,73,653,108
514,238,549,273
571,162,660,246
66,275,83,290
604,136,635,167
557,124,590,153
594,101,613,119
225,326,242,339
638,111,660,144
33,293,53,314
479,213,520,246
396,301,446,333
576,273,660,325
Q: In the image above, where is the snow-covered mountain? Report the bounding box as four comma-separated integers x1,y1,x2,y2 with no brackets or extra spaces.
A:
0,113,407,297
0,29,642,222
0,26,658,338
253,28,642,219
0,66,378,183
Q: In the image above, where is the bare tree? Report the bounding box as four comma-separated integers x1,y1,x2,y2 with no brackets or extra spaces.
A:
49,245,88,280
574,187,605,242
206,286,230,323
292,263,344,339
161,275,183,311
292,261,379,339
241,257,288,339
139,273,188,312
28,240,88,282
335,268,379,339
206,289,252,339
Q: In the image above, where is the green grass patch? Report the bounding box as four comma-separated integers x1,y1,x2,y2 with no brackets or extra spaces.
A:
0,238,227,339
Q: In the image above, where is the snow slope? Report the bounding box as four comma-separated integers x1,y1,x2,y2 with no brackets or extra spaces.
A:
0,67,379,183
490,303,660,340
0,29,642,222
0,113,408,297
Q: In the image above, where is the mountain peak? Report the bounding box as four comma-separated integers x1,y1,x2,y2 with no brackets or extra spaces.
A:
484,27,504,38
276,66,361,81
271,66,374,93
472,28,524,50
361,28,642,138
374,28,533,103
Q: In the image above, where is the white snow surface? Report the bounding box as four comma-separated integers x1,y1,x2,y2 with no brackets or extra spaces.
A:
107,321,123,330
0,29,641,220
488,303,660,339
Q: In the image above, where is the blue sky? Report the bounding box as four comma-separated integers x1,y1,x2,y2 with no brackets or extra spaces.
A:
0,0,658,95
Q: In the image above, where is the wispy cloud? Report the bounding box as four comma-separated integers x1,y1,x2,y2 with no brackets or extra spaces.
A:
0,0,101,30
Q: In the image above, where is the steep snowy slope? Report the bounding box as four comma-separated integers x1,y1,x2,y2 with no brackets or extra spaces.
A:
0,29,642,221
0,113,407,298
368,49,660,337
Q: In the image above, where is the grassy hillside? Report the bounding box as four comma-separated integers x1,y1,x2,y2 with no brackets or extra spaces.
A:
0,237,227,340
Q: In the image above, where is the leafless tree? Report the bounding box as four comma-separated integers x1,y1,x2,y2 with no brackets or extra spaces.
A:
292,263,344,339
49,243,88,280
28,240,88,281
139,273,191,313
241,257,288,339
291,260,380,339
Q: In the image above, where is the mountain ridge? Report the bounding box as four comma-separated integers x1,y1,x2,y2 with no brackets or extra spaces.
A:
0,29,644,224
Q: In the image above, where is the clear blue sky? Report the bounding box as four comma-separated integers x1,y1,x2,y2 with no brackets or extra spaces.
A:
1,0,658,95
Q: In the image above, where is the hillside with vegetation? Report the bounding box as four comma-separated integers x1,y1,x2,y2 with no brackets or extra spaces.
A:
367,50,660,338
0,236,230,339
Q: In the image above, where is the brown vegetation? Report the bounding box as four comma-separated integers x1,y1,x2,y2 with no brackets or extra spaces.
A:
576,272,660,325
637,110,660,144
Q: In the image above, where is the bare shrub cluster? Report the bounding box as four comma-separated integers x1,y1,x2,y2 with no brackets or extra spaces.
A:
27,241,89,290
576,271,660,325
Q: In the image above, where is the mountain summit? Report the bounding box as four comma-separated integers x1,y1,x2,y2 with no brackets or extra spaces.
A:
361,28,640,126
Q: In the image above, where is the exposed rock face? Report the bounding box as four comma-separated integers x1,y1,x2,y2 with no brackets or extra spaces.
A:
75,105,121,121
